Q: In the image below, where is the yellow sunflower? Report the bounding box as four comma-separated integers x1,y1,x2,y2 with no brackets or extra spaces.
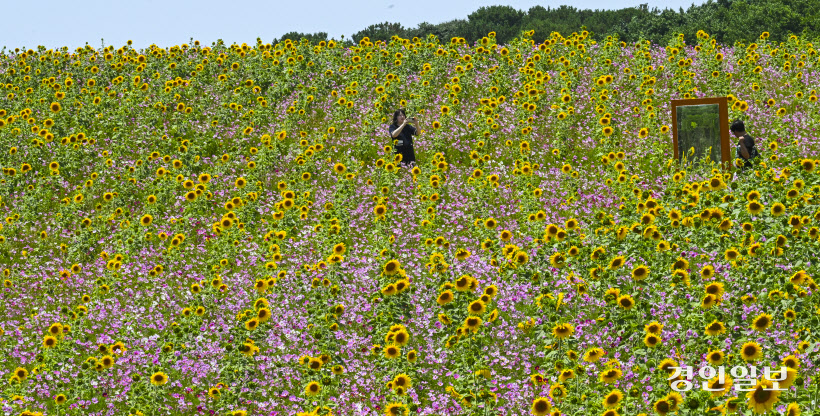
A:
631,265,649,280
599,368,622,384
739,341,762,362
304,381,321,396
751,313,772,331
150,371,168,386
746,379,781,413
531,397,551,416
704,320,726,336
552,323,574,340
383,344,401,359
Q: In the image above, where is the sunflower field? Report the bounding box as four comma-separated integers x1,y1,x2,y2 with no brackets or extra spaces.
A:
1,28,819,416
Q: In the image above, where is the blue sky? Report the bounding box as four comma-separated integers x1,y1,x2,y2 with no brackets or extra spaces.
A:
1,0,707,51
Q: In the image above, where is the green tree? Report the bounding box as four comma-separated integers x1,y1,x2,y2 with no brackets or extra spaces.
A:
407,19,469,43
275,32,328,44
352,22,407,43
465,5,526,44
624,6,686,44
523,5,583,42
677,2,730,44
723,0,801,43
346,0,820,47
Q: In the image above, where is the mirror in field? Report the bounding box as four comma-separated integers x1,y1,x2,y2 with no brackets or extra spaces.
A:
671,97,730,167
677,104,720,163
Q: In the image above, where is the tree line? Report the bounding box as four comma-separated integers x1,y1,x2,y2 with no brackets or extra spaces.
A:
274,0,820,46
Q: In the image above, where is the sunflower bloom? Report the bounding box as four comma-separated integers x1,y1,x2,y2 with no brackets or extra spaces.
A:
150,371,169,386
746,379,781,413
531,397,551,416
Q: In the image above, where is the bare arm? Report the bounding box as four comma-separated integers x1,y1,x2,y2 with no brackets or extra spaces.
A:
391,122,407,138
738,138,751,159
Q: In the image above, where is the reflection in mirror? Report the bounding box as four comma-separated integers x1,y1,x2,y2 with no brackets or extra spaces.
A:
675,104,722,165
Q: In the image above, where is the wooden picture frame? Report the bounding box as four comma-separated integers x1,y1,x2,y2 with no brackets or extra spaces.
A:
671,97,731,168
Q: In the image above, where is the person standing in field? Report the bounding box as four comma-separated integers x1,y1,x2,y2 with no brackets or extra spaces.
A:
388,109,419,167
731,119,758,171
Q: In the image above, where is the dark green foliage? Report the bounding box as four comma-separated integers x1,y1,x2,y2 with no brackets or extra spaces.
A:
406,19,469,43
306,0,820,46
464,5,526,44
352,22,407,43
275,31,329,44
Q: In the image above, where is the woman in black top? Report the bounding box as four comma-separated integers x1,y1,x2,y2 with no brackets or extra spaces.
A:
388,109,419,167
731,120,758,170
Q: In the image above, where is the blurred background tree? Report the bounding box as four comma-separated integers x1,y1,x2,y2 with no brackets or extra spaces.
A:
286,0,820,46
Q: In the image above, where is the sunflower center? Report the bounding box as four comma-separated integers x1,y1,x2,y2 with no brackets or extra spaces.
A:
753,387,772,402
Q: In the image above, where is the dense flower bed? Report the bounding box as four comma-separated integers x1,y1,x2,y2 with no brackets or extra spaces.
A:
0,29,819,416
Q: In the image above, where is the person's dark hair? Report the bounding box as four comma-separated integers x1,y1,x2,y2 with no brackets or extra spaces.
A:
730,119,745,133
391,109,406,127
